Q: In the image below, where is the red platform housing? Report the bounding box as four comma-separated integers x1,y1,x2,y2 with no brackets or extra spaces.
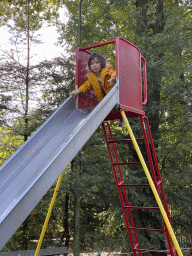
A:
75,37,147,119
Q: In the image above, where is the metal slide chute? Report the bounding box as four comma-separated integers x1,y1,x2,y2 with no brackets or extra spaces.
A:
0,83,119,250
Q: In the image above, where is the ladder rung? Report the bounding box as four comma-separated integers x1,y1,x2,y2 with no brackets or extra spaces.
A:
136,248,171,254
118,181,124,186
130,227,165,232
113,161,150,166
108,138,145,144
120,184,150,187
124,206,160,210
118,181,161,188
134,243,139,249
120,181,161,187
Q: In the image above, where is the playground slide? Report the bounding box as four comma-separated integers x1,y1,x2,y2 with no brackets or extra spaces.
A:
0,84,119,250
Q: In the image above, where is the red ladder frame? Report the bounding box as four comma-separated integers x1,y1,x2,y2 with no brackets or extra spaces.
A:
101,116,177,255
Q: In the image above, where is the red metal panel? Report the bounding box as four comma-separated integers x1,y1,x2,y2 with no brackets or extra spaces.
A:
116,37,144,115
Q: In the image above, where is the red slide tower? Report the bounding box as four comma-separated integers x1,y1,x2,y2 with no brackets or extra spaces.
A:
75,37,182,256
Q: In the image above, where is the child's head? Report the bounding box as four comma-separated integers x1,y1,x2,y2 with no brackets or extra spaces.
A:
88,53,106,72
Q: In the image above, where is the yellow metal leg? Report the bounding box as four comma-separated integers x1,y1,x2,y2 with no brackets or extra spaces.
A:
34,171,64,256
120,110,183,256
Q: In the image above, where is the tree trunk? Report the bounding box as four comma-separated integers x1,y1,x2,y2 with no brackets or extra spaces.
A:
24,0,30,142
147,0,164,149
21,1,30,248
60,193,70,247
21,218,29,250
135,1,167,255
73,192,81,256
71,156,81,256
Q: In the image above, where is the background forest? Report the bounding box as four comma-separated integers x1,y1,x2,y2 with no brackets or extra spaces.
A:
0,0,192,255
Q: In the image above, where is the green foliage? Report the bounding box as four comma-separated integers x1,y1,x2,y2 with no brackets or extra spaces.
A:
0,0,61,28
40,55,76,107
0,127,23,165
60,0,137,51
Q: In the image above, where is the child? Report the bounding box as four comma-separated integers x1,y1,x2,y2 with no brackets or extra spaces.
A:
70,52,124,126
70,52,116,101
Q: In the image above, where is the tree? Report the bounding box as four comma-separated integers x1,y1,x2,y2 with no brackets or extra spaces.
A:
157,1,192,243
0,0,61,27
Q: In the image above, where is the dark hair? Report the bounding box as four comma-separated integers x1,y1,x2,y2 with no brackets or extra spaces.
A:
88,53,106,71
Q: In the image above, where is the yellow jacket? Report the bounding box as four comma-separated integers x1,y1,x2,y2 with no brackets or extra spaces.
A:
79,64,116,102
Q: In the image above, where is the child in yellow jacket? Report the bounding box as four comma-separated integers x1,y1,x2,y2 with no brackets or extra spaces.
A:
70,52,124,126
70,53,116,100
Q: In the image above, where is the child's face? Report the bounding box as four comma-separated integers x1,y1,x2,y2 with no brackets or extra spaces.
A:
90,58,102,74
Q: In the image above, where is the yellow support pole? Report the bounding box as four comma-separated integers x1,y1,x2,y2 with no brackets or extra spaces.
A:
120,110,183,256
34,171,64,256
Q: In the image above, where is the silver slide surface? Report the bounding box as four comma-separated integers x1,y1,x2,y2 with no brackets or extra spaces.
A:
0,84,119,250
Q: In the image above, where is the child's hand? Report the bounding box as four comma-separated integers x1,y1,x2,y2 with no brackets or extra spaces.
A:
69,89,81,98
108,77,116,85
